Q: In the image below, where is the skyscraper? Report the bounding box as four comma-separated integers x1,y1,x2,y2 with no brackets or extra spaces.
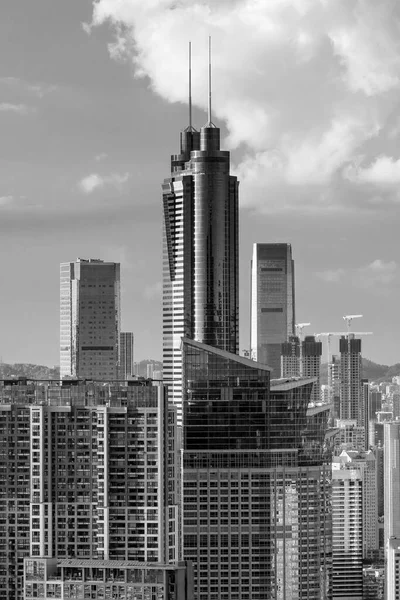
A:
339,335,362,423
181,338,332,600
0,377,192,600
119,331,134,379
60,259,120,380
384,422,400,599
250,243,295,377
302,335,322,404
281,335,300,378
162,74,239,420
331,465,363,599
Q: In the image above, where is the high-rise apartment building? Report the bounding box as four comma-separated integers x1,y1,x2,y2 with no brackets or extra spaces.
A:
181,338,332,600
330,354,341,419
119,331,134,379
334,450,378,559
339,335,362,423
250,243,295,377
162,116,239,422
0,378,192,600
60,259,120,380
331,466,363,599
281,335,300,378
302,336,322,405
384,422,400,599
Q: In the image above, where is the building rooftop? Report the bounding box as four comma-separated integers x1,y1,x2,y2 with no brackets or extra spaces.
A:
181,338,272,372
270,376,317,391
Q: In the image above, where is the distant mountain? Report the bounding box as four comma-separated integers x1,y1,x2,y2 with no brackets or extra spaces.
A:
0,360,164,381
0,363,60,380
320,358,400,384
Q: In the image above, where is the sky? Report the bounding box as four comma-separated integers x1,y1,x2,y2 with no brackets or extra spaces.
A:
1,0,400,366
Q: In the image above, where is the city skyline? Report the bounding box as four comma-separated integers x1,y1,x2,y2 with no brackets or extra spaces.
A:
0,0,399,367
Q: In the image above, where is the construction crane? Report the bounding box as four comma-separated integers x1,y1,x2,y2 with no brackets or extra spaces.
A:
343,314,363,331
295,323,311,376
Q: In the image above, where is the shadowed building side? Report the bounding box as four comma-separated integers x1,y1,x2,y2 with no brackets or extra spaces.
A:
250,243,295,378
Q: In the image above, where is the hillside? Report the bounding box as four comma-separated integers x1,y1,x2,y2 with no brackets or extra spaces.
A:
320,358,400,384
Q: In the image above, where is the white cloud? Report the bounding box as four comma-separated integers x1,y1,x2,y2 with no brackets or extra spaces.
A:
0,103,32,114
79,172,130,194
0,77,56,98
345,155,400,186
89,0,400,212
0,196,14,206
317,259,397,289
95,153,108,161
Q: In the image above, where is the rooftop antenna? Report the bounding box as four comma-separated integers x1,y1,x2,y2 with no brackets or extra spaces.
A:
206,36,216,128
189,40,192,130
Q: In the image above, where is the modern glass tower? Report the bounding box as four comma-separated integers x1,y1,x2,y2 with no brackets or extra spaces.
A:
60,259,121,380
181,338,332,600
162,89,239,421
250,243,295,377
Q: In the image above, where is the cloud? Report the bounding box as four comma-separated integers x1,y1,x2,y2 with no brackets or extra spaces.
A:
89,0,400,213
0,196,14,206
317,259,397,289
0,77,57,98
0,103,32,115
95,153,108,161
79,172,130,194
345,155,400,186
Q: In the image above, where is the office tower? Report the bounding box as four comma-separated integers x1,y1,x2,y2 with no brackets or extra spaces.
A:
368,390,381,447
119,331,134,379
330,355,341,419
0,378,192,600
281,335,300,377
331,465,363,600
147,363,155,379
384,422,400,599
375,444,384,518
60,259,120,380
393,393,400,419
302,336,322,404
339,335,362,423
181,338,332,600
250,243,295,377
162,98,239,423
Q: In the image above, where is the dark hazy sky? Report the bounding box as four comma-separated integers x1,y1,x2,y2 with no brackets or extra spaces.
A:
0,0,400,366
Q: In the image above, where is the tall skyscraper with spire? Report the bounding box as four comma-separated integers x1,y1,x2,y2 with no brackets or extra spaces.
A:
162,41,239,421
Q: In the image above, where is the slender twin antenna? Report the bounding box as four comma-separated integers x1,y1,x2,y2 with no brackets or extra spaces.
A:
189,41,192,130
188,36,215,129
208,36,212,125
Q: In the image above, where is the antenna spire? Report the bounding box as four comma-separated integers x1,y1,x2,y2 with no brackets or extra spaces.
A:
206,36,216,128
189,41,192,130
208,36,212,124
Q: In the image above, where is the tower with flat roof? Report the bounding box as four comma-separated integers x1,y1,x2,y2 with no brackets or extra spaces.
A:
250,243,295,377
60,259,120,380
119,331,134,379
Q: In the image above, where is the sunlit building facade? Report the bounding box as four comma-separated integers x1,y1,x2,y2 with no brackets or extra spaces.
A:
181,338,332,600
384,422,400,599
250,243,295,377
162,123,239,423
60,259,121,380
0,378,191,600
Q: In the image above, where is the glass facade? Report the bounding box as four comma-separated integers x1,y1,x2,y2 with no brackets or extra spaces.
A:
250,243,295,378
60,260,121,380
162,125,239,423
182,339,332,600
